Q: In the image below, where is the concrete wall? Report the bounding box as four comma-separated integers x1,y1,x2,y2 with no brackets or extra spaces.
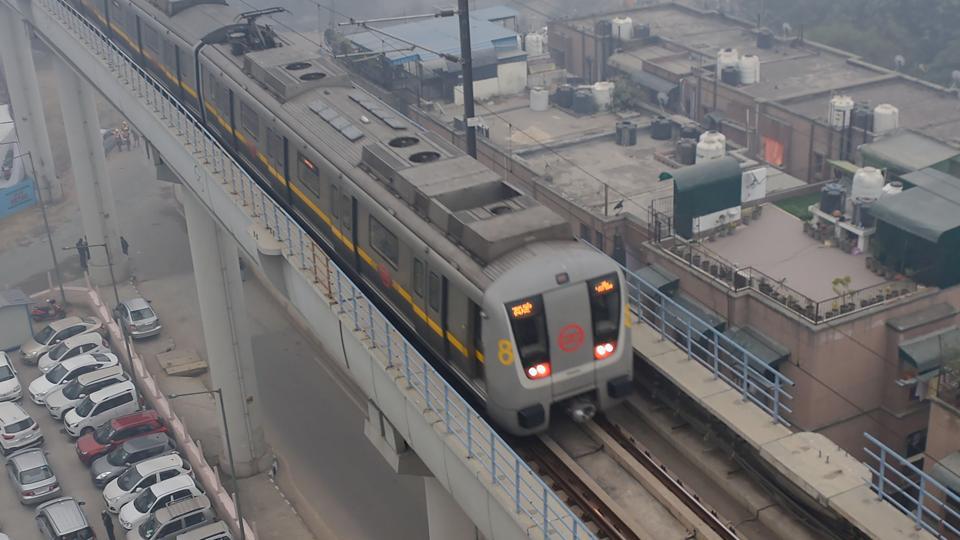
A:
497,60,528,95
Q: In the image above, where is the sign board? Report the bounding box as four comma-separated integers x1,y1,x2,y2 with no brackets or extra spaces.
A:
742,167,767,203
0,177,37,219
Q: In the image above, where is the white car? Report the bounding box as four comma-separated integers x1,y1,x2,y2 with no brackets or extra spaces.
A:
0,352,22,402
118,474,202,530
28,353,119,405
20,316,102,364
103,453,191,513
0,401,42,456
38,332,110,373
45,365,128,420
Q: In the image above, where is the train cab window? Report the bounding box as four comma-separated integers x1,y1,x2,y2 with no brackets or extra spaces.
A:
428,272,441,311
369,216,399,266
413,259,425,297
506,296,550,379
298,153,320,195
239,101,259,140
587,274,621,360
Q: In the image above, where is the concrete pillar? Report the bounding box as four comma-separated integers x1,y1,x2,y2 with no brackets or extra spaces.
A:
55,58,129,285
0,4,59,201
183,188,266,477
424,477,477,540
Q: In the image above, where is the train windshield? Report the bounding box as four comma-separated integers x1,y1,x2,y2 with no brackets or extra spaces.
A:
505,296,551,379
587,274,621,360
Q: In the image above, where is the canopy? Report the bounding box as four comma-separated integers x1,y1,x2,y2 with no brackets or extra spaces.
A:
898,326,960,374
673,156,742,239
659,293,725,335
724,326,790,371
632,263,679,300
860,131,960,173
872,168,960,244
931,451,960,494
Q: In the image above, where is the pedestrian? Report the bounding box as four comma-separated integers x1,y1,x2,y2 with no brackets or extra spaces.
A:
101,510,116,540
120,236,129,256
82,237,91,260
76,238,88,272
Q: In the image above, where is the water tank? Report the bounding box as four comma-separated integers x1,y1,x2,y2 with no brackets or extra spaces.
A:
593,81,615,110
851,167,885,201
853,196,877,228
739,54,760,85
573,90,595,115
555,84,574,108
529,87,549,112
874,104,900,134
716,48,740,79
852,101,874,131
634,23,651,39
612,17,633,41
820,183,845,215
696,131,726,163
525,33,545,56
721,65,741,86
651,117,672,140
679,124,700,140
882,180,903,197
616,121,638,146
595,20,612,36
828,95,855,130
756,28,775,49
676,138,697,165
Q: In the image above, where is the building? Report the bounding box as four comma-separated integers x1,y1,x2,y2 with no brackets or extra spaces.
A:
345,7,527,104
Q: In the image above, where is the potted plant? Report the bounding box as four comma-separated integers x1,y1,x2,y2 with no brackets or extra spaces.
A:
832,276,852,311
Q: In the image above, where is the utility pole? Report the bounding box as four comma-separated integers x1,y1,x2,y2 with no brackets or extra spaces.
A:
457,0,477,158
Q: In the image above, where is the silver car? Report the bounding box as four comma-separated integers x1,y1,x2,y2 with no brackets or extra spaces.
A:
116,298,162,339
0,352,22,402
5,447,61,504
20,316,103,364
0,401,42,456
35,497,95,539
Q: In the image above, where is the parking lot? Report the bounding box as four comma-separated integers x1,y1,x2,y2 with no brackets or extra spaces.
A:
0,343,116,539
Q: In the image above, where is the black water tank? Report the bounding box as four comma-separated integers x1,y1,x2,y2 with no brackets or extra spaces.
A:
595,20,612,36
615,121,632,146
679,123,700,140
573,90,595,115
555,84,574,109
820,183,845,215
852,101,874,131
721,65,740,86
634,23,651,39
676,138,697,165
651,117,672,140
757,28,775,49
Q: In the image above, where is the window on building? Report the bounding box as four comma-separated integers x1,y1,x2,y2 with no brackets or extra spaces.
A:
369,216,399,266
813,152,825,179
595,231,604,250
239,101,259,140
580,223,590,241
906,429,927,458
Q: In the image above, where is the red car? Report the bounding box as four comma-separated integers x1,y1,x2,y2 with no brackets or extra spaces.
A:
75,410,165,465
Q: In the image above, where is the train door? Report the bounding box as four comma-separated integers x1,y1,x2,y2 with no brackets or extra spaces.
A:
425,269,448,358
330,185,356,269
542,284,594,398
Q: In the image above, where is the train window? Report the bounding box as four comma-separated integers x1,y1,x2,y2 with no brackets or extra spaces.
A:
142,25,160,53
505,296,550,379
267,129,283,165
587,274,621,360
297,153,321,195
239,101,259,140
215,81,229,114
428,272,441,311
331,185,339,218
369,216,399,267
413,259,424,297
341,195,351,230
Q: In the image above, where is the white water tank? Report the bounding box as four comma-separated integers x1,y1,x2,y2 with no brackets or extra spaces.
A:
828,95,855,129
612,16,633,41
529,87,549,112
593,81,615,110
873,103,900,134
739,54,760,85
525,33,545,56
696,131,726,163
882,180,903,197
716,48,740,79
852,167,885,202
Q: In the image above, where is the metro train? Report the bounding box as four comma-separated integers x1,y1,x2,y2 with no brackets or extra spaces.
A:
71,0,633,434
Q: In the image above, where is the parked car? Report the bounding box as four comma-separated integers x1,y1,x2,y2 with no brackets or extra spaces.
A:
77,410,166,466
64,380,140,438
46,365,129,420
5,447,61,504
29,353,119,405
174,521,231,540
0,401,42,456
116,298,162,339
103,453,192,513
119,475,203,530
130,495,214,540
90,434,176,488
38,333,110,373
0,351,22,402
21,316,102,364
35,497,95,539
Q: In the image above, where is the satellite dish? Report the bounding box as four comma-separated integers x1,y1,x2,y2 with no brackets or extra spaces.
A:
894,54,905,70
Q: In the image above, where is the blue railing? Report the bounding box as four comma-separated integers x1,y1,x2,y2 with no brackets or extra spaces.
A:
616,259,795,426
864,433,960,538
30,0,597,537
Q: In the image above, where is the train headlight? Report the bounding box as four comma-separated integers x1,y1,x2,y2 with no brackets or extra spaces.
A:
525,362,551,380
594,341,616,360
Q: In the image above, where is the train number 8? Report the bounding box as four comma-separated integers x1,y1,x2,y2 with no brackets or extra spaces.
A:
497,339,514,366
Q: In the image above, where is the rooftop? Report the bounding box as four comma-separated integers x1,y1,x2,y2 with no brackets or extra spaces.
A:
708,205,884,301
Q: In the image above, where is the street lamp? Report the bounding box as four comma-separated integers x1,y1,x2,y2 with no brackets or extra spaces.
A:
167,388,244,540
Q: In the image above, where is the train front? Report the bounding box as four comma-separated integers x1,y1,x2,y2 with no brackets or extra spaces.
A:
483,242,633,435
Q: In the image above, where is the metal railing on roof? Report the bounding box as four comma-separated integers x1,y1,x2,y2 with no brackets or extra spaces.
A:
32,0,596,537
864,432,960,538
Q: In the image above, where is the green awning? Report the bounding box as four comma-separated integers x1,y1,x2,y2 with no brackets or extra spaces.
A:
932,451,960,494
898,326,960,374
660,293,725,335
827,159,860,176
887,303,958,332
724,326,790,371
872,168,960,244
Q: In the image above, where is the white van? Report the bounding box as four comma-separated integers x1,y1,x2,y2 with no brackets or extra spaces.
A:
63,381,139,438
